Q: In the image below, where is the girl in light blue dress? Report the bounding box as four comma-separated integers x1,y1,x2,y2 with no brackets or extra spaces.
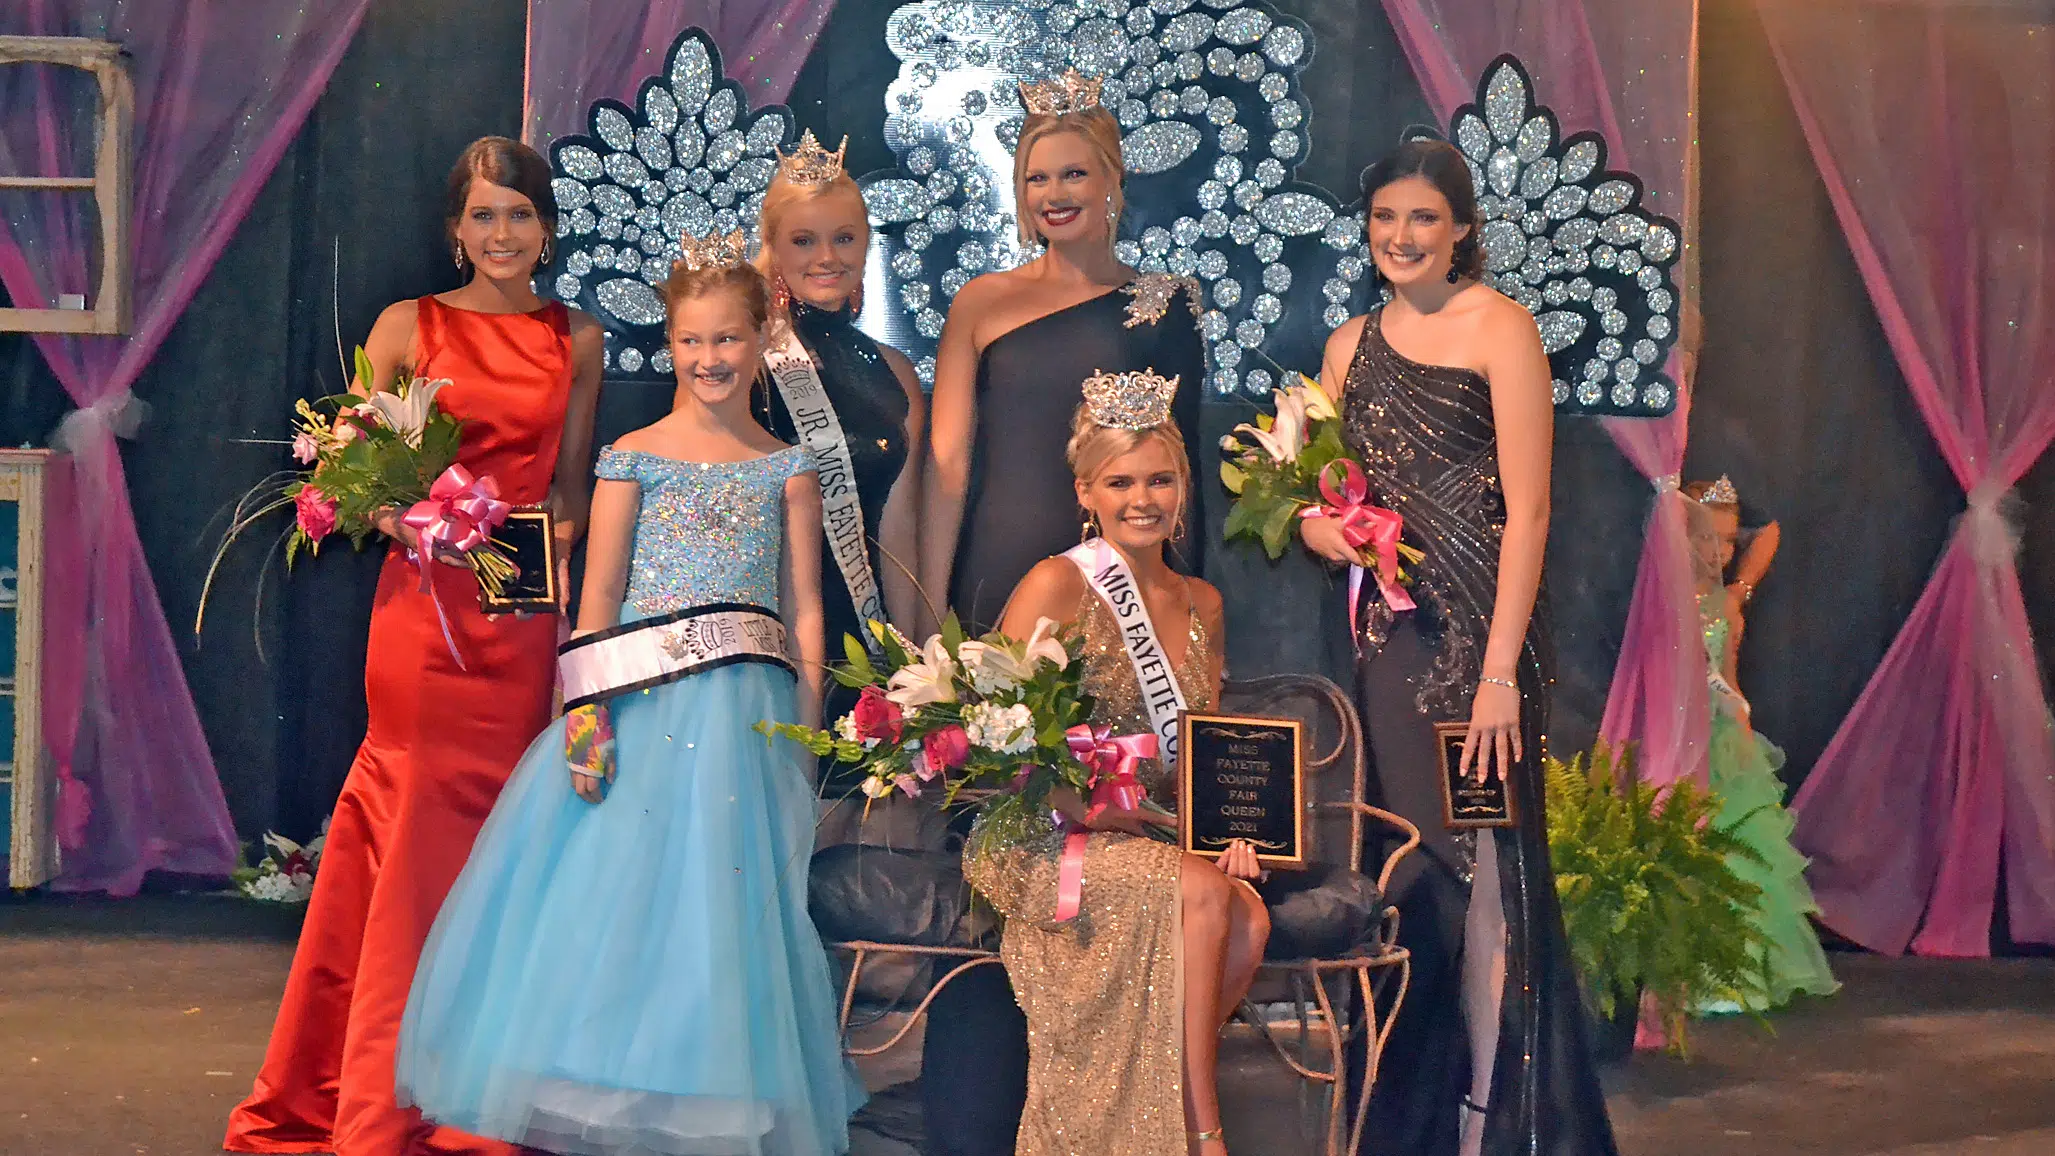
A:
395,235,864,1156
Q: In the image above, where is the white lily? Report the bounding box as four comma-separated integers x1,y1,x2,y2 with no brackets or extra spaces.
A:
364,376,449,449
958,616,1068,694
885,636,960,707
1232,388,1308,463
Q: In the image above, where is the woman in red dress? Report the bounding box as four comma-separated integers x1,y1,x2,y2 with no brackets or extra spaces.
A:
225,137,604,1156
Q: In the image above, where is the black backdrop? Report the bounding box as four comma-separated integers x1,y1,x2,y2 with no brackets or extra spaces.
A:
2,0,2046,866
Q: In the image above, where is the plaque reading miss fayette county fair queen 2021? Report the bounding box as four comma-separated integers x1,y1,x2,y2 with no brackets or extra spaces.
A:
1178,712,1307,870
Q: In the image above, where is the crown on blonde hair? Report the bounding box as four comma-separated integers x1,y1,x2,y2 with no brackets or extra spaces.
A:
1019,69,1105,116
776,130,848,188
1082,367,1178,431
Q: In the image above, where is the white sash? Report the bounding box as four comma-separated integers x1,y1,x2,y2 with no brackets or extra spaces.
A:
559,603,791,709
1064,538,1189,763
764,329,888,649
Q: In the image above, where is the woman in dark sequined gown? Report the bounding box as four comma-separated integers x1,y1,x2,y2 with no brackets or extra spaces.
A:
1303,141,1617,1156
749,135,926,792
916,83,1209,1156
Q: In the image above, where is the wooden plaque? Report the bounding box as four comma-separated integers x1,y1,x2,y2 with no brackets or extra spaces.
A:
480,508,560,615
1436,720,1516,829
1178,712,1307,870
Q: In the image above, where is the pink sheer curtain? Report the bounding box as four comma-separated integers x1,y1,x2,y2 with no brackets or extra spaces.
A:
1764,0,2055,956
1378,0,1707,788
523,0,836,149
0,0,373,893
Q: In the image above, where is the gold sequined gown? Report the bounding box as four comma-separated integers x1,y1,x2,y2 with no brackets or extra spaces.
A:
964,590,1216,1156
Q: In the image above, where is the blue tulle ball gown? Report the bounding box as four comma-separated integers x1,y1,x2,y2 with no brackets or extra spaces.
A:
395,445,864,1155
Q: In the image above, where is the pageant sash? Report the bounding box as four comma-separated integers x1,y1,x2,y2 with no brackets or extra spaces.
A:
1063,538,1189,765
764,330,888,650
559,603,791,709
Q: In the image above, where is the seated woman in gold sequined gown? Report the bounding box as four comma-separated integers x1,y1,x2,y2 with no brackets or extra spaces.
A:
963,368,1268,1156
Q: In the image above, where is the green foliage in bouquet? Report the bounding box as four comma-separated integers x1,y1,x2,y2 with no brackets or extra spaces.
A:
282,346,467,564
758,614,1138,854
1545,740,1773,1056
1220,408,1355,558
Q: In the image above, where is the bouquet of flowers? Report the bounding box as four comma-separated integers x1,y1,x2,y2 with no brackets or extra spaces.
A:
231,817,329,904
1220,372,1422,610
198,346,519,638
758,616,1171,852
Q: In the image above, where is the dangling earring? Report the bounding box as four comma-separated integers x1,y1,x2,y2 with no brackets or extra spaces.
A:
452,239,467,272
540,236,554,266
1080,508,1100,543
848,280,864,316
771,269,792,317
1105,193,1120,254
1446,262,1461,285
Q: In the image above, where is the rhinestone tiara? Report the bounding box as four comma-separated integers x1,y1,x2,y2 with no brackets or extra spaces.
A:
1696,475,1740,506
777,129,848,187
1082,367,1179,431
677,229,749,272
1019,68,1105,117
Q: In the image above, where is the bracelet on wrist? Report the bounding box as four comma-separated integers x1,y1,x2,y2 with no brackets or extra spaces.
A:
1479,676,1518,692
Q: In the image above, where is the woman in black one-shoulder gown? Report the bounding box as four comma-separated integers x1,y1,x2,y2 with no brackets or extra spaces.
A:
1307,142,1617,1156
916,91,1208,1156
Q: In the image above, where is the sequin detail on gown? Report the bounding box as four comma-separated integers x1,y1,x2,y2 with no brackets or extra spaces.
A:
963,590,1215,1156
395,444,867,1156
1341,309,1617,1156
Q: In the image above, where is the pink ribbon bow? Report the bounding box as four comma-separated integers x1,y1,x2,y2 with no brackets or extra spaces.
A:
402,464,511,556
1053,725,1159,922
397,464,510,670
1299,459,1415,651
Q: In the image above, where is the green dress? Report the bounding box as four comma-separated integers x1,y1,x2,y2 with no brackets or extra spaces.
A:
1700,595,1840,1012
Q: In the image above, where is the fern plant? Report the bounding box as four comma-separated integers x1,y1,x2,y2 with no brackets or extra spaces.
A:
1544,740,1772,1056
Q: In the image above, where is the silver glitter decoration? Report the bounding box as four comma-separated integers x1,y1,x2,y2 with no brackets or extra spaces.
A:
1436,57,1682,415
1124,121,1204,174
548,30,796,380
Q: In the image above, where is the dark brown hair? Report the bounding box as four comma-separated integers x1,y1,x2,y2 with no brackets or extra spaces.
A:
1360,138,1484,279
443,136,558,242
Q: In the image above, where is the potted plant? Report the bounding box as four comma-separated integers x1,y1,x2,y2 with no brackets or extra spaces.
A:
1544,740,1770,1059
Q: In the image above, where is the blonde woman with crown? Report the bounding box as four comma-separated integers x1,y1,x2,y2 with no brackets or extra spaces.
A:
919,69,1210,1153
918,68,1208,638
960,367,1267,1156
750,130,929,797
392,235,864,1156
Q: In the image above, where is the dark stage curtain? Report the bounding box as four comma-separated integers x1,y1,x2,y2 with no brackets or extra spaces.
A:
0,0,2041,870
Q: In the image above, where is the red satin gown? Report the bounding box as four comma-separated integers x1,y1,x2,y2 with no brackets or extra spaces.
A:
226,297,572,1156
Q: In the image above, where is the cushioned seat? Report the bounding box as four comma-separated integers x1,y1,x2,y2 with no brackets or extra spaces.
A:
808,843,975,948
1257,863,1385,961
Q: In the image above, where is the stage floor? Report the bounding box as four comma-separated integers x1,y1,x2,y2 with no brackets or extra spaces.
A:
3,894,2051,1156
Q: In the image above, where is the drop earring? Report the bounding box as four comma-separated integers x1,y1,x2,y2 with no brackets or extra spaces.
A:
452,240,467,272
540,237,554,266
771,270,792,316
1080,508,1100,543
848,280,864,316
1446,263,1460,285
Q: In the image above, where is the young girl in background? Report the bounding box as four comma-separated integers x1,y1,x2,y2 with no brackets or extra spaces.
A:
1687,478,1838,1012
394,233,865,1156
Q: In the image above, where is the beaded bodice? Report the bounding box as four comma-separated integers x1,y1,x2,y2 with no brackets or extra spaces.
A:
1341,308,1548,717
595,445,816,617
1076,588,1216,800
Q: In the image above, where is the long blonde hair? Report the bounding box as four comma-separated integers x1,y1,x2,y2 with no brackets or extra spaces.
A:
1013,108,1125,247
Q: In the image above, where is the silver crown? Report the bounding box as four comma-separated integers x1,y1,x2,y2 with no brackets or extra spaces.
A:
777,129,848,187
1019,69,1105,116
1082,367,1178,430
1696,475,1740,506
677,229,749,272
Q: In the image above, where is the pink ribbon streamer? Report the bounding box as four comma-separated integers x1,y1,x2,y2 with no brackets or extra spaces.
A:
1300,459,1416,651
1053,725,1160,922
397,464,511,669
